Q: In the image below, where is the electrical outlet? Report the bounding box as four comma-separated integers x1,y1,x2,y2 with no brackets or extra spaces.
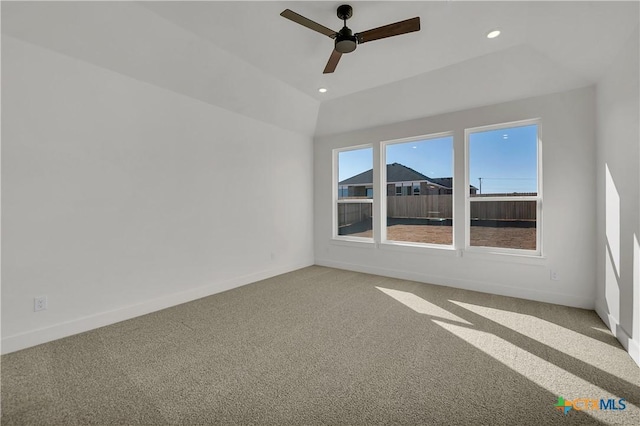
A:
550,270,560,281
34,296,48,312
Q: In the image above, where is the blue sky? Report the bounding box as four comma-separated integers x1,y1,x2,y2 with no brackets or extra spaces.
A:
387,136,453,178
338,124,537,194
469,124,537,194
338,148,373,182
337,136,453,182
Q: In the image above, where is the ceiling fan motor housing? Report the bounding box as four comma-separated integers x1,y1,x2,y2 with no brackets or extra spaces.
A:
335,27,357,53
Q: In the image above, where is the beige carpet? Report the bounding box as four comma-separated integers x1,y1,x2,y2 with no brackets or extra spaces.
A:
2,266,639,425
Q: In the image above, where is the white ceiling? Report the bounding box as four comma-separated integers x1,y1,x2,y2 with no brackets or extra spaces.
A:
2,0,638,131
139,1,640,101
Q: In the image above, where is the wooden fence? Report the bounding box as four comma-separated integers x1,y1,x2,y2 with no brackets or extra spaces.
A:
338,196,536,226
387,195,453,219
470,199,536,220
387,195,536,220
338,203,373,227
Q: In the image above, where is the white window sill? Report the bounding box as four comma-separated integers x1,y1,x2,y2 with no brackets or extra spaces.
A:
378,241,458,257
331,237,376,248
329,238,547,265
462,249,547,265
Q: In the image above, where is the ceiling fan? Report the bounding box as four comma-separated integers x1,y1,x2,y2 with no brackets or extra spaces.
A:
280,4,420,74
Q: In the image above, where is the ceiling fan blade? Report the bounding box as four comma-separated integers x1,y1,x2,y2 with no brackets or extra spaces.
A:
280,9,337,38
323,50,342,74
356,17,420,44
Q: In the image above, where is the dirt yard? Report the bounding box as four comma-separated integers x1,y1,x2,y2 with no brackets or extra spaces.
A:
344,224,536,250
469,227,536,250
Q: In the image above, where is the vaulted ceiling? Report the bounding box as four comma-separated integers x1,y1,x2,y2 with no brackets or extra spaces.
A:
3,1,639,135
142,1,638,100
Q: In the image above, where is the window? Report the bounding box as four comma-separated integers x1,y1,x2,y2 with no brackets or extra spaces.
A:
383,134,454,246
335,146,373,239
331,120,541,257
466,120,541,254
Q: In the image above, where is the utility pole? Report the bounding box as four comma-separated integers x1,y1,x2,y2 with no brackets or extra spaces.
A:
478,177,482,195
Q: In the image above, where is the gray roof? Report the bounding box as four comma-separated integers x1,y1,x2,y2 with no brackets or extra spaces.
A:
339,163,447,188
338,169,374,186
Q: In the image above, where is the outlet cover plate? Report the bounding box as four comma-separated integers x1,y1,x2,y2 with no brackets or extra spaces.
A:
34,296,48,312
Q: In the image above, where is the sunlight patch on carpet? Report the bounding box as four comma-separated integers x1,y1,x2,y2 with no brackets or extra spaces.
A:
376,287,471,324
433,319,637,422
449,300,628,381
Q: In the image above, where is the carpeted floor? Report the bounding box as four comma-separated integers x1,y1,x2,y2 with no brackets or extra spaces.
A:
2,266,639,425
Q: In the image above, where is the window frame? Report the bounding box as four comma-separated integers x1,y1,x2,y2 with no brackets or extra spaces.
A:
333,144,374,242
464,118,543,256
380,131,455,248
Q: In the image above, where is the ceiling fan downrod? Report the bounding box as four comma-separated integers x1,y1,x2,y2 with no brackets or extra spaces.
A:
335,5,357,54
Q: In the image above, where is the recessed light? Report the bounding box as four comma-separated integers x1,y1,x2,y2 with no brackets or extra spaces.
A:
318,88,327,93
487,30,501,39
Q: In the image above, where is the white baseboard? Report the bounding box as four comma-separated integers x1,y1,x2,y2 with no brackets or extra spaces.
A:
595,302,640,367
1,260,313,355
315,258,594,309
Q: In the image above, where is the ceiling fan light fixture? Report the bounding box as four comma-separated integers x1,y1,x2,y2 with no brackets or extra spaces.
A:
335,36,357,53
335,27,357,53
487,30,501,39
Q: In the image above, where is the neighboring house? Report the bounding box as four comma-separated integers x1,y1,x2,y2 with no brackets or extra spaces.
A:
338,162,477,198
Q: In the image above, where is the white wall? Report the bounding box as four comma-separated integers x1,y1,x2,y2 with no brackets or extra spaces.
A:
595,29,640,366
1,34,315,353
315,86,597,309
1,1,319,137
